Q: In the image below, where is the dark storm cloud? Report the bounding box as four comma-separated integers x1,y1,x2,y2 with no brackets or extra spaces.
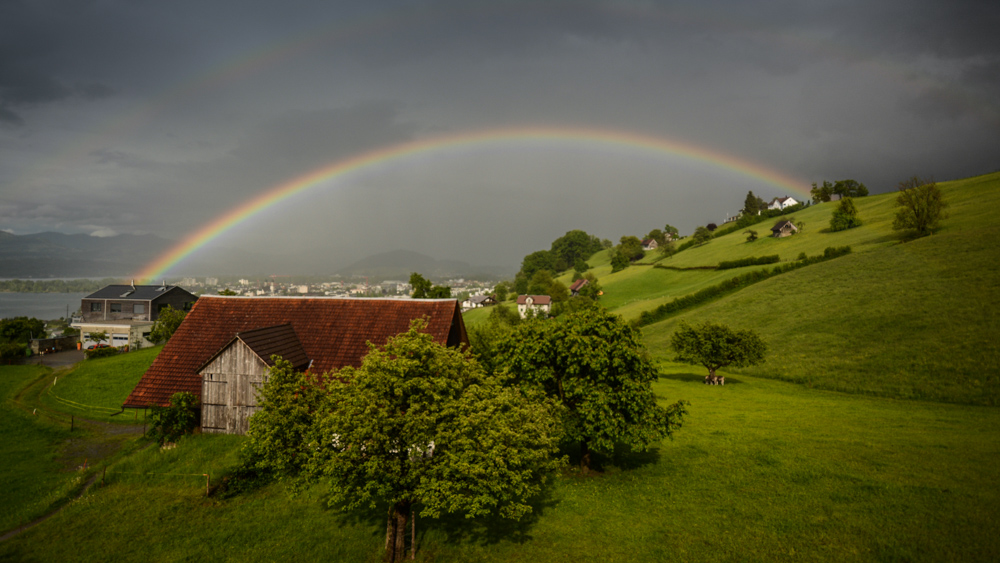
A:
1,0,998,271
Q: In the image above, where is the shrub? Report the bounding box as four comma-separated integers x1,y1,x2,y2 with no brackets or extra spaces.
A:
85,346,120,359
148,392,200,444
0,342,27,361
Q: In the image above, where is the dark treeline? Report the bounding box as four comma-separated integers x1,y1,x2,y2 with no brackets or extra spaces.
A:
0,278,120,293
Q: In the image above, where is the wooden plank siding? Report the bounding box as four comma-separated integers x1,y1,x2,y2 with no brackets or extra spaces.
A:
200,339,269,434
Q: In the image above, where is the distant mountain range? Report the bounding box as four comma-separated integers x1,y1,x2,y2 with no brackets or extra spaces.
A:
0,231,174,278
0,231,512,281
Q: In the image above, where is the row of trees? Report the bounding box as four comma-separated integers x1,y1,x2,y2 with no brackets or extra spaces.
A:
0,278,118,294
515,230,607,293
609,225,680,273
810,179,869,203
408,273,451,299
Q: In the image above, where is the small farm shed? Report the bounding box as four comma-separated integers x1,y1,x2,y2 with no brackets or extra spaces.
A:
771,220,798,238
124,296,469,434
199,323,310,434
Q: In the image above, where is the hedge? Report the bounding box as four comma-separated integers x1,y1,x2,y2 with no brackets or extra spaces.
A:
636,246,851,327
717,255,780,270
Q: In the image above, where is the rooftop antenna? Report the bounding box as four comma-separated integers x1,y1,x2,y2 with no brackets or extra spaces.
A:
131,279,135,290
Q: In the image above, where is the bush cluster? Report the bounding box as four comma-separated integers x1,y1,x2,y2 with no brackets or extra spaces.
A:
85,346,121,359
637,246,851,326
717,255,780,270
148,392,200,444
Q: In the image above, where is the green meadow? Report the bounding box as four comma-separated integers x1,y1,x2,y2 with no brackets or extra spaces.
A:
1,371,997,561
40,345,162,421
0,365,81,533
0,172,997,560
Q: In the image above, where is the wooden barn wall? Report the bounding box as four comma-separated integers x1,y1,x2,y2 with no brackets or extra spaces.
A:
200,340,269,435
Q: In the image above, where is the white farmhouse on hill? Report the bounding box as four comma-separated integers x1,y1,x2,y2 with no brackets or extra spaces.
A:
516,295,551,319
768,196,799,210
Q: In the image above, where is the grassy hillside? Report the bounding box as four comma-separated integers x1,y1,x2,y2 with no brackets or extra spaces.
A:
641,172,1000,405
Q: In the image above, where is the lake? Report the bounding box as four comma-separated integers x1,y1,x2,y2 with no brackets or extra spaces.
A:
0,293,89,320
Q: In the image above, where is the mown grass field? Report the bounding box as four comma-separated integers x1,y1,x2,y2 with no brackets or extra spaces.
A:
40,345,162,421
2,369,998,561
0,365,82,533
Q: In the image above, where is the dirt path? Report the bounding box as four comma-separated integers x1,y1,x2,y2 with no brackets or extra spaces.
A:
0,473,100,542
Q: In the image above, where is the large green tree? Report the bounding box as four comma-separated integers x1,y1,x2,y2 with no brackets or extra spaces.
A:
892,177,948,238
670,321,767,385
617,236,644,261
549,230,603,272
742,191,761,217
496,305,687,471
149,306,186,343
247,322,562,562
609,247,630,273
520,250,557,281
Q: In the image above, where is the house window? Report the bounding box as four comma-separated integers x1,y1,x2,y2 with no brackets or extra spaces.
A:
110,303,122,313
134,303,145,314
90,302,102,312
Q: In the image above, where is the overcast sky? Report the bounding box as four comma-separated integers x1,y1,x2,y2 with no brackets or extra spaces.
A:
2,0,997,273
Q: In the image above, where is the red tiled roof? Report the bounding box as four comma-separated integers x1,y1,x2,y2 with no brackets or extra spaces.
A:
569,279,588,292
125,297,468,408
516,294,552,305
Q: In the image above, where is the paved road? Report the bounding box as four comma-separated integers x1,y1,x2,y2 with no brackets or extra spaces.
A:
25,349,85,368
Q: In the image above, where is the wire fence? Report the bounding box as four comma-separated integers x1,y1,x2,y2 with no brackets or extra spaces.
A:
101,469,213,496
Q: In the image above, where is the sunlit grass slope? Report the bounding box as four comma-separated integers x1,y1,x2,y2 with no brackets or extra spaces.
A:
41,345,162,421
2,373,998,561
642,172,1000,405
568,189,904,321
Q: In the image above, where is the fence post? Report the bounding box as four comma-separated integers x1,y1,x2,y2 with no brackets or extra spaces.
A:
205,474,210,496
71,415,74,431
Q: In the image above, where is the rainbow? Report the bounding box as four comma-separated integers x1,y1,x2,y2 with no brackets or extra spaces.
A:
133,126,809,282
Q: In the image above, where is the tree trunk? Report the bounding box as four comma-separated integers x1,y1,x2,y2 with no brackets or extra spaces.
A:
580,439,591,473
385,500,410,563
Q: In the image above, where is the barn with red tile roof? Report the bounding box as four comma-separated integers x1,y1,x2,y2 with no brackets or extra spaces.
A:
125,296,468,433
